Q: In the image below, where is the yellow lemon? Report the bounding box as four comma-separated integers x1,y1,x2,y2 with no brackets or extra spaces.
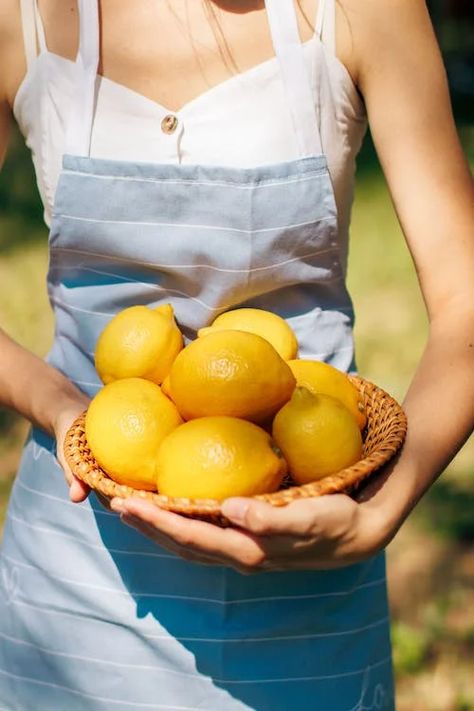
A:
95,304,183,385
167,330,296,422
287,359,367,429
85,378,183,490
156,416,287,500
198,308,298,360
272,387,363,484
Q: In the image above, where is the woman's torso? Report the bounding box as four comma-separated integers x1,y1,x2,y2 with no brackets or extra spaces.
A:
0,3,396,709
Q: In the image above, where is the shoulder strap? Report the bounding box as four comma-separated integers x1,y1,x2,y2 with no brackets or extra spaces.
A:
265,0,322,157
20,0,46,69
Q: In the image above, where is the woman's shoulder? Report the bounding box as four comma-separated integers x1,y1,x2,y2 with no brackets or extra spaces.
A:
335,0,433,88
0,0,28,108
0,0,77,109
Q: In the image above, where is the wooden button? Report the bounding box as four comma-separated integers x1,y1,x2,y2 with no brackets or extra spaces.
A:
161,114,179,134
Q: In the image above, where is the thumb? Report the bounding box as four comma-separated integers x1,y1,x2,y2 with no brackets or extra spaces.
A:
69,476,90,503
222,496,340,536
56,445,90,503
221,497,290,535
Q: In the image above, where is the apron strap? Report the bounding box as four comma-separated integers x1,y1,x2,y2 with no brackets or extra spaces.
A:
265,0,322,157
64,0,100,157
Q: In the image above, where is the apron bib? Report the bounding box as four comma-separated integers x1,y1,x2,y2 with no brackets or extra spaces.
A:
0,1,394,708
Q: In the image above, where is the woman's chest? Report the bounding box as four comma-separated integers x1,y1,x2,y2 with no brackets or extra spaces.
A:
37,0,318,113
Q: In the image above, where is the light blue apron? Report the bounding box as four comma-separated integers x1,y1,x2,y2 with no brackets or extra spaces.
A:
0,1,394,708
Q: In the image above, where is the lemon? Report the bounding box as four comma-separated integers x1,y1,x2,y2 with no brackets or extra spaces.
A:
167,330,296,422
85,378,183,490
198,308,298,360
156,417,287,500
95,304,183,385
287,360,367,429
272,387,363,484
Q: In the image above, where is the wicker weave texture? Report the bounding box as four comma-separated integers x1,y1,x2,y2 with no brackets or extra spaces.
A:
64,376,407,525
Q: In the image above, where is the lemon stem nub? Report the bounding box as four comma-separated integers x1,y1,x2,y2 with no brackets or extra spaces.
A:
154,304,174,318
293,386,316,403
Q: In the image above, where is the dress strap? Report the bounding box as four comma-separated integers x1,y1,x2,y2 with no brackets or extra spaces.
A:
315,0,336,55
20,0,47,69
64,0,100,157
264,0,322,157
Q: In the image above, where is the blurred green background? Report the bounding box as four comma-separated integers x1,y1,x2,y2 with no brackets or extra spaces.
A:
0,2,473,709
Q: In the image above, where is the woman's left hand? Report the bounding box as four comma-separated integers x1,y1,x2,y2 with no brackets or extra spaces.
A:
110,491,394,574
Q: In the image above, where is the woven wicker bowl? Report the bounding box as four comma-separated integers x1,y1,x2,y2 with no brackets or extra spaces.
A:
64,376,407,526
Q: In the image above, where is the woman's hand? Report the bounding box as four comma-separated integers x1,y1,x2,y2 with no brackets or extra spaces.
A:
53,400,92,504
110,490,394,574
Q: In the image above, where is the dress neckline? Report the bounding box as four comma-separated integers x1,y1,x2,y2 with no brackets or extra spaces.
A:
13,37,362,122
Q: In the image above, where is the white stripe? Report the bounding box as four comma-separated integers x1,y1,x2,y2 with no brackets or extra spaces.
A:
51,280,227,313
2,553,389,639
4,549,386,624
50,295,114,317
6,512,175,559
0,650,392,688
15,479,114,516
6,499,384,601
0,630,202,680
17,479,111,513
61,168,326,190
50,270,344,316
50,245,338,275
70,378,102,390
49,258,343,315
54,212,332,234
55,332,95,359
0,667,195,709
10,582,386,640
9,626,390,688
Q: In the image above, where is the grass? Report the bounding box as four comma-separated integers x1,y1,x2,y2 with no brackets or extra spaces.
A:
0,120,473,709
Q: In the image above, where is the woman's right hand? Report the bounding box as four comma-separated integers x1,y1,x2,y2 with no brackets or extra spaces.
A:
53,400,91,503
53,397,115,511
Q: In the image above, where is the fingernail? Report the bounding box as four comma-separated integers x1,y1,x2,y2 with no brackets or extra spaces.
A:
110,497,125,513
221,498,249,524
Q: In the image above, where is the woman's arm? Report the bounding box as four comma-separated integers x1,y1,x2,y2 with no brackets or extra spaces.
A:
0,7,90,500
350,0,474,524
110,0,473,571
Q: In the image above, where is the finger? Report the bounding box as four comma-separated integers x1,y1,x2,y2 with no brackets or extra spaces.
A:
221,495,357,537
69,476,90,503
112,498,266,569
57,449,90,504
120,512,246,568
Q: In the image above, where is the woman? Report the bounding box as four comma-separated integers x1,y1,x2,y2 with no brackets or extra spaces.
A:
0,0,472,709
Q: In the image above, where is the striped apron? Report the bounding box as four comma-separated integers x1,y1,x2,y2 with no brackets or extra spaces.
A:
0,0,394,708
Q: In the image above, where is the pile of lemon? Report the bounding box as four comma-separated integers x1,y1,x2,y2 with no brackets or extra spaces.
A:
85,305,366,500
